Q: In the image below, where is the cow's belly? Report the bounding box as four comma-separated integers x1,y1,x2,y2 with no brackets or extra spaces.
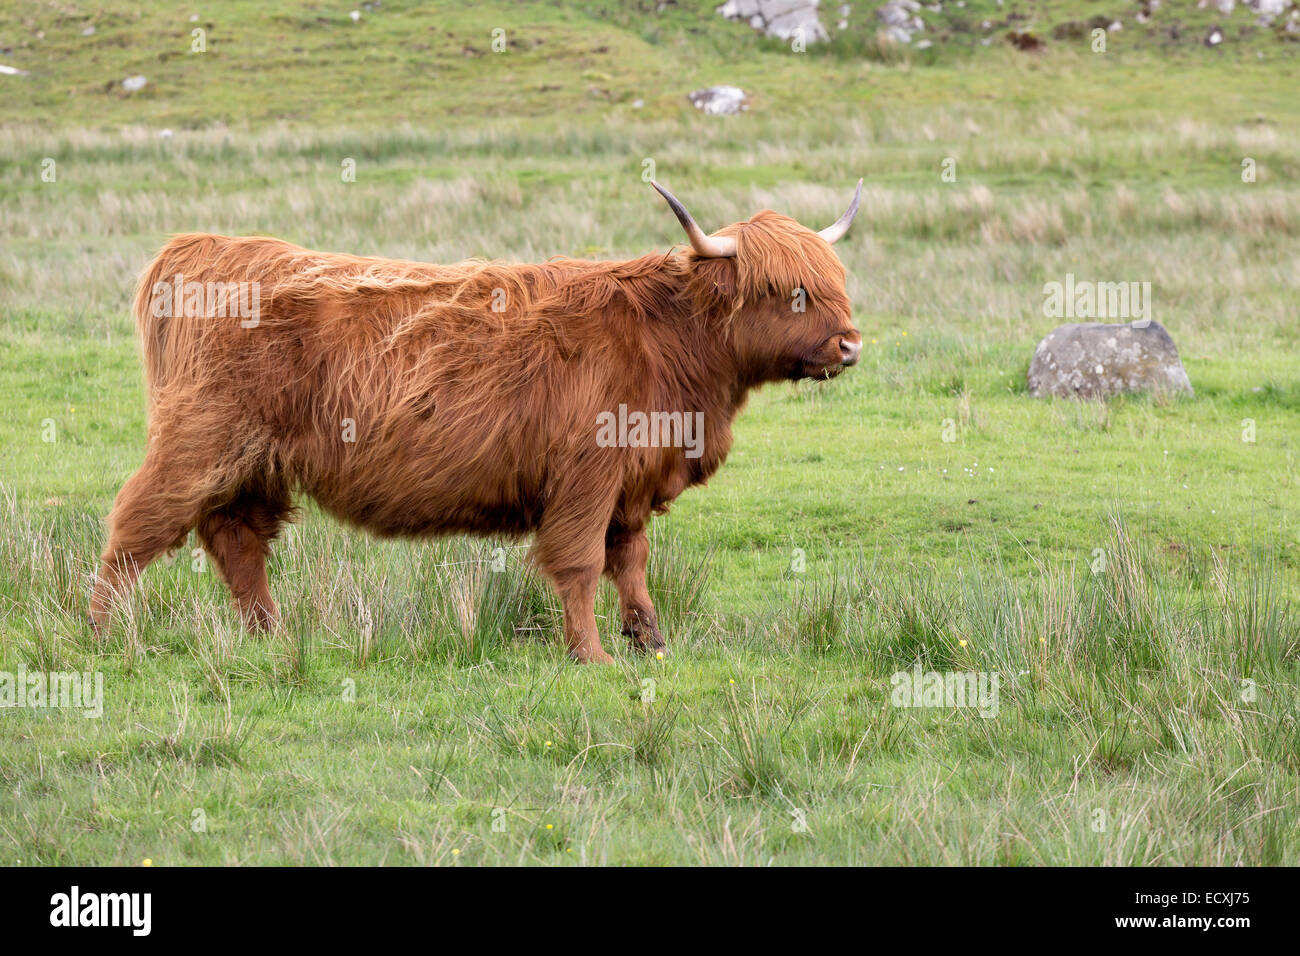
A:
307,477,542,539
298,440,544,540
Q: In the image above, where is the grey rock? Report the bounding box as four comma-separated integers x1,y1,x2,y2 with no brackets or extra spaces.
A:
877,1,925,42
688,85,750,115
1218,0,1297,25
1246,0,1290,19
1027,321,1193,400
717,0,830,42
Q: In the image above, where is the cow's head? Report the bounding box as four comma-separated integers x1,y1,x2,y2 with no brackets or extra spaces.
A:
654,180,862,384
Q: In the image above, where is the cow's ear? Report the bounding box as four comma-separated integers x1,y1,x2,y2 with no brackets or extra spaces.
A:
694,256,738,304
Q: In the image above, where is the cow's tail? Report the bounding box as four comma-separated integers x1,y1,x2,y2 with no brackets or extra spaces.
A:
131,233,218,403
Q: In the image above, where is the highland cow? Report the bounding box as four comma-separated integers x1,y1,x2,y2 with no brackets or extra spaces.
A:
89,181,863,662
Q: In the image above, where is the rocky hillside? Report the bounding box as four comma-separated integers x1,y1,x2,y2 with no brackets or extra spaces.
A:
0,1,1294,130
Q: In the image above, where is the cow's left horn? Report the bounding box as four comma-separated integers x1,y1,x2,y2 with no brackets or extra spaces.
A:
817,179,863,244
651,181,737,258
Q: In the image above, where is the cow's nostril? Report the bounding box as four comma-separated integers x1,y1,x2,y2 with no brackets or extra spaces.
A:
840,338,862,366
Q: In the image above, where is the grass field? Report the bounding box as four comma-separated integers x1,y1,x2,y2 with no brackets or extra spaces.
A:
1,1,1298,865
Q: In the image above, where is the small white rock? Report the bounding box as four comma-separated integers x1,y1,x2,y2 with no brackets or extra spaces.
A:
688,85,748,116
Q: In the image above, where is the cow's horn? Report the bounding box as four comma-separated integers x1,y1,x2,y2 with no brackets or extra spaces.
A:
651,181,737,258
817,179,863,244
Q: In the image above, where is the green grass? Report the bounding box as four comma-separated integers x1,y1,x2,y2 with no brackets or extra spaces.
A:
1,1,1298,865
3,0,1299,128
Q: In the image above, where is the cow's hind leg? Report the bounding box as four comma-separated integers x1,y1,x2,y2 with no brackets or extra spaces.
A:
196,490,290,632
89,456,203,636
604,524,666,657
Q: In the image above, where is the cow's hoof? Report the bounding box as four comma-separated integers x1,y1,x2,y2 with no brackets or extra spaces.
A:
571,648,615,665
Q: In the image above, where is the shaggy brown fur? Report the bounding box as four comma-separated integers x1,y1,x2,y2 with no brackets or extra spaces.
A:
89,197,861,662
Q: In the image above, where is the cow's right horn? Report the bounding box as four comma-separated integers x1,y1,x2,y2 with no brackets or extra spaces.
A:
651,181,737,258
817,179,863,244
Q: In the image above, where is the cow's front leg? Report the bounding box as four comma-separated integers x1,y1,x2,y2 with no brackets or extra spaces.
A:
604,524,667,657
548,564,612,664
533,474,619,664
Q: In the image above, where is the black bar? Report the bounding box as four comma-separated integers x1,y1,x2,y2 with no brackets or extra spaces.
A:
0,866,1281,942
